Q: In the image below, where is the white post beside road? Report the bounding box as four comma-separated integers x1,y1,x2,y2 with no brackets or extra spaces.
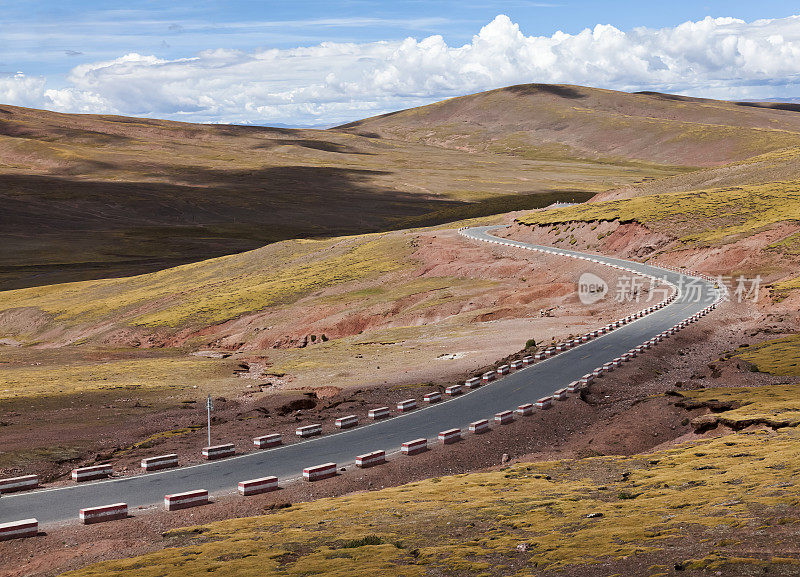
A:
206,394,213,447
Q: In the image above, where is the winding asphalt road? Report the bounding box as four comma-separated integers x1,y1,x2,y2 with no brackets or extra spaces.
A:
0,226,721,526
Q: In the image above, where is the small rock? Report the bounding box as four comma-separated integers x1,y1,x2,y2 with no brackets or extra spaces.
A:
586,512,604,519
516,542,529,552
501,453,510,464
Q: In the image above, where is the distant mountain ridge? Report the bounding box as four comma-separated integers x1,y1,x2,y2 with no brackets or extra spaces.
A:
338,84,800,167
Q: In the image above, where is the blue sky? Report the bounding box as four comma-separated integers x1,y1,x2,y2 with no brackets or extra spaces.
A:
2,1,800,124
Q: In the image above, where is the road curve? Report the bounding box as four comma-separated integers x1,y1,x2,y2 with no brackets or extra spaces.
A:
0,226,722,526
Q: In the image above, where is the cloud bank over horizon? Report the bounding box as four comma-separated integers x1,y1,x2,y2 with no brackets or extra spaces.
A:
3,14,800,125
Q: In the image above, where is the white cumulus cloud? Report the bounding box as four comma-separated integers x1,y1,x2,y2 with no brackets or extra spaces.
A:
4,14,800,125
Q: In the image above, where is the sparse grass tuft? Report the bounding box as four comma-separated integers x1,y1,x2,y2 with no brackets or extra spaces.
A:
0,354,236,400
735,335,800,376
677,383,800,430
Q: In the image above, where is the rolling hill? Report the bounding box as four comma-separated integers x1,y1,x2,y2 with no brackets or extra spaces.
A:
0,100,666,290
338,84,800,167
8,84,800,290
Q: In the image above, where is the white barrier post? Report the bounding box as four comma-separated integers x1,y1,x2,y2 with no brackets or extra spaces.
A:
254,434,282,449
438,428,461,445
296,424,323,438
238,476,278,496
303,463,337,481
0,519,38,541
71,464,112,482
79,503,127,524
355,450,386,468
401,438,428,455
202,443,235,459
141,454,178,472
165,490,209,511
0,475,38,494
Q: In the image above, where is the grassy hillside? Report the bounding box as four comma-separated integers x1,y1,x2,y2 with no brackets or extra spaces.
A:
0,233,409,330
338,84,800,167
63,387,800,577
517,181,800,245
737,335,800,377
0,102,671,290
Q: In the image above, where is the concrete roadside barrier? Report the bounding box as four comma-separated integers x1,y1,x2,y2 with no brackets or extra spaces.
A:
296,424,323,438
466,377,482,389
0,519,38,541
368,406,390,420
141,454,178,472
567,381,581,393
165,490,209,511
481,371,496,383
401,438,427,455
522,355,533,365
423,392,442,403
355,450,386,468
202,443,235,459
516,403,534,416
495,410,514,425
469,419,490,434
335,415,359,429
0,475,38,494
303,463,337,481
498,364,510,375
511,360,524,370
254,433,282,449
534,352,546,360
397,399,417,413
238,476,278,496
438,428,461,445
535,397,552,409
553,388,568,400
580,374,594,385
79,503,127,524
72,464,112,482
445,384,463,396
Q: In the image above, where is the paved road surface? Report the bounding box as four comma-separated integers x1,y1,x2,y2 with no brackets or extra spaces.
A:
0,226,720,525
